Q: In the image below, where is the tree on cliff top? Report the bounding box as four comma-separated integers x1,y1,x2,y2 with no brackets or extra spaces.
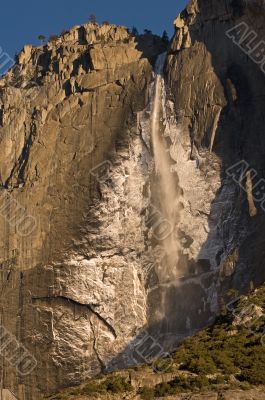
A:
131,26,139,36
89,14,97,24
38,35,46,44
162,30,169,44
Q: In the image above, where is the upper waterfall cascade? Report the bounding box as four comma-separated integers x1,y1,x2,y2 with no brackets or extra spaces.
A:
150,53,180,279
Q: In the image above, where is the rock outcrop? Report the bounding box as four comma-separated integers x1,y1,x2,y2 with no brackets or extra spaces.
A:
48,283,265,399
165,0,265,308
1,1,265,398
0,23,157,399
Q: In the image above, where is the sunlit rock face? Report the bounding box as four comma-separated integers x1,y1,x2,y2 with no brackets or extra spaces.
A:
165,0,265,313
0,23,158,398
1,2,265,398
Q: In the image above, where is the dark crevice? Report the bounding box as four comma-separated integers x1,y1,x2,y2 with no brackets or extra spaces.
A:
89,319,106,373
32,295,117,338
5,124,36,188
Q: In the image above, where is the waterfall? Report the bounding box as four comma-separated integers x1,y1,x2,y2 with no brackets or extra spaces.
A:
150,54,179,277
144,54,220,345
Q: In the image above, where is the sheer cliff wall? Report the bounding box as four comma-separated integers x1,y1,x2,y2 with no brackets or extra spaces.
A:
165,0,265,305
0,24,155,398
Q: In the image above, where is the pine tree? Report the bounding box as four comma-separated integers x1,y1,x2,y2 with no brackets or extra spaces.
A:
89,14,97,24
38,35,46,44
131,26,139,36
162,30,169,44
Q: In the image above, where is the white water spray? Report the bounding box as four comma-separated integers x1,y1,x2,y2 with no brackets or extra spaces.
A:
151,54,179,274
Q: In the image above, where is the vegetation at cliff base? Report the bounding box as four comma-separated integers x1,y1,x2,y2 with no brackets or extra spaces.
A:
47,285,265,399
143,285,265,397
47,376,133,399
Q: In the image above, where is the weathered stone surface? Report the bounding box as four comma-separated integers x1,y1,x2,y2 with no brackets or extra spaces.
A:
1,2,265,399
165,0,265,304
0,23,156,399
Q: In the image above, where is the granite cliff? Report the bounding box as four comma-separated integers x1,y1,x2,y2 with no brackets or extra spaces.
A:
164,0,265,317
0,23,157,398
47,283,265,399
0,0,265,399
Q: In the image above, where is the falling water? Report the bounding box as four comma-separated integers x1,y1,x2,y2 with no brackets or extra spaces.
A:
151,53,179,274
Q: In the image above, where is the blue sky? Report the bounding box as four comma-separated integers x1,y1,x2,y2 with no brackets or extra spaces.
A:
1,0,187,58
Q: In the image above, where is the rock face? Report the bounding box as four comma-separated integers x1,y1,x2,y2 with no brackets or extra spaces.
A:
1,2,265,399
165,0,265,311
0,23,157,399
